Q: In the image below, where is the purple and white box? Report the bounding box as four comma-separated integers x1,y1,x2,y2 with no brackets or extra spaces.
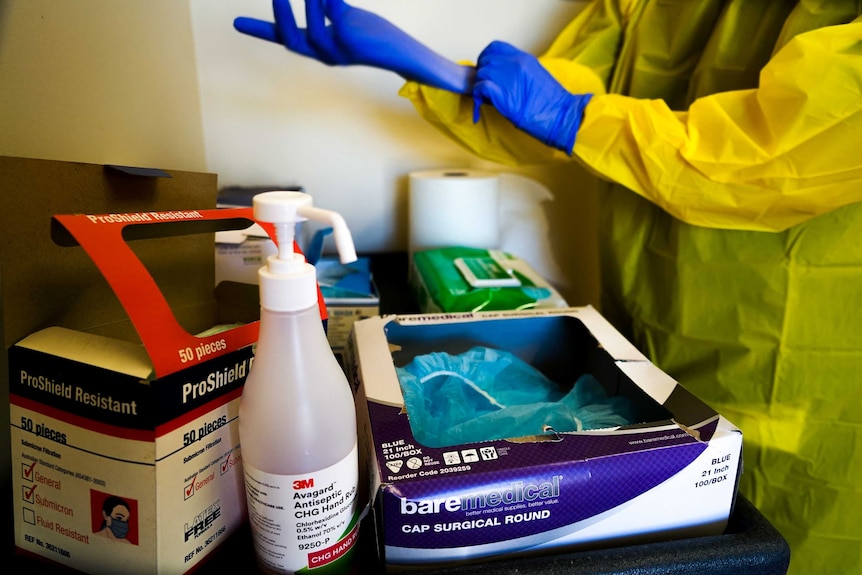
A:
346,307,742,571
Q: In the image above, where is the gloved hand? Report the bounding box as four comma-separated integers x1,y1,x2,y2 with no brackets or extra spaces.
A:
472,41,592,154
235,0,474,94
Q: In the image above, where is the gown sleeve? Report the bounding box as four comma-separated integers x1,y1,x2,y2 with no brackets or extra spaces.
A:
398,0,624,167
400,5,862,231
573,17,862,231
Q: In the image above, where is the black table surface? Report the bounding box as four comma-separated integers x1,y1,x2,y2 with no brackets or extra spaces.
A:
9,493,790,574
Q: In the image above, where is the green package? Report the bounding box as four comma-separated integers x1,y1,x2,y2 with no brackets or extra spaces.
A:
411,247,557,313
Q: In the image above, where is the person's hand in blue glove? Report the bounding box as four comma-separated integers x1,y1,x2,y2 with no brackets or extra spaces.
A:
472,41,592,154
234,0,474,94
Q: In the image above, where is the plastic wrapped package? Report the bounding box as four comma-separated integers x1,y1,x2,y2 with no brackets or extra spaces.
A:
396,346,635,448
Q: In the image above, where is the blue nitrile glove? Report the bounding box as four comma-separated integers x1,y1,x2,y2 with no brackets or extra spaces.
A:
234,0,474,94
472,40,592,154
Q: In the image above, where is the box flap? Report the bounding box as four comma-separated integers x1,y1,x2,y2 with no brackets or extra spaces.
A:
15,326,153,379
616,361,678,405
51,208,261,377
0,156,220,349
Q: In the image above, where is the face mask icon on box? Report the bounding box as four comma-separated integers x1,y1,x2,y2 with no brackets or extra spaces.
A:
108,517,130,540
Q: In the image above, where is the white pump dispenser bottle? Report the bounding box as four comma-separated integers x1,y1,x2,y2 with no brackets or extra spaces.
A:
239,191,360,575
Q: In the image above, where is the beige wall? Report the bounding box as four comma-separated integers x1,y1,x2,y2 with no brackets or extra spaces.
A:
0,0,600,307
0,0,207,172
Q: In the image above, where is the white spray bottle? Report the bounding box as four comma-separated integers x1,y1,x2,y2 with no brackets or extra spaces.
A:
239,191,360,575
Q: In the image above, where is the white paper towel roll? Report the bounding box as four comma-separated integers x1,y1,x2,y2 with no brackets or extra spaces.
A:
497,173,568,289
408,169,499,253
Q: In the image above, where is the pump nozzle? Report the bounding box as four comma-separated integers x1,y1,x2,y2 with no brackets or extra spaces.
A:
296,205,357,264
253,191,357,312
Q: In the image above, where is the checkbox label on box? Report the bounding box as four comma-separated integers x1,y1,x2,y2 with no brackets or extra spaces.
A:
185,474,197,500
23,484,37,504
23,461,36,480
23,507,36,525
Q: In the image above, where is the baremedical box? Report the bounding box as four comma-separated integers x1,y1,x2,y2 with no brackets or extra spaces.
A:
346,308,743,571
7,207,263,574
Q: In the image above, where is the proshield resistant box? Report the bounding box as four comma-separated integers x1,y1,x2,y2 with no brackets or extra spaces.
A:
346,307,743,571
8,208,269,574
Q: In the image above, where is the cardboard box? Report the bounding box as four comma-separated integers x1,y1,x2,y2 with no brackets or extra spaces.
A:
0,157,222,349
7,205,263,574
317,256,380,353
346,308,742,571
1,157,224,564
214,223,276,287
213,185,300,288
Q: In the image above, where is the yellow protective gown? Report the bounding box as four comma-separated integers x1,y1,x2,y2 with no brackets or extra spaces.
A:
400,1,862,573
